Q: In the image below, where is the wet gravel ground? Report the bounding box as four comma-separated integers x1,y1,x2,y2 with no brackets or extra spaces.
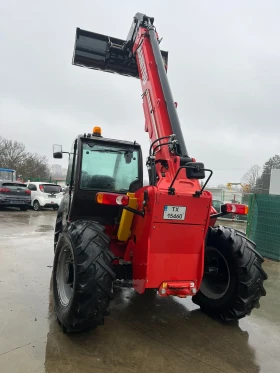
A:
0,208,279,373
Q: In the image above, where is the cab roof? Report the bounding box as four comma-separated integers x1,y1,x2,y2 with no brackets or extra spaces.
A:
77,134,141,148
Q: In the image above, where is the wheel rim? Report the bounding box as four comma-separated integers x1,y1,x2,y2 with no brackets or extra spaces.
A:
34,202,39,211
200,246,230,300
56,244,74,307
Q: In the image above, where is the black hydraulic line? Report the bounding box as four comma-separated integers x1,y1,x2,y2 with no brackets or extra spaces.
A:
210,212,229,219
123,205,145,217
148,25,188,157
149,135,171,156
152,141,173,156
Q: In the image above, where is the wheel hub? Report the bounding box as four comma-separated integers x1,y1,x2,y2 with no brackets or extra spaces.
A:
56,247,74,307
200,246,230,300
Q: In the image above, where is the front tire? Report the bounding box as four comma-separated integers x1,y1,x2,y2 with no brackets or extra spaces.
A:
54,210,63,253
53,220,116,333
33,200,41,211
193,226,267,321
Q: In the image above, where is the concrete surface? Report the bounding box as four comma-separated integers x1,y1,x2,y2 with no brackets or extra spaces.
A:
0,209,279,373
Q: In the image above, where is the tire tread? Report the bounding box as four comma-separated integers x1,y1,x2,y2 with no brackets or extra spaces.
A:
193,225,267,321
53,220,115,332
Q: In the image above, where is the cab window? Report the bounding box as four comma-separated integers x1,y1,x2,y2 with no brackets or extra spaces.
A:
80,143,139,192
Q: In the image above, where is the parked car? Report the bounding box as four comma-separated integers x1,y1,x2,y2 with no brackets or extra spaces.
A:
0,181,31,211
26,182,63,211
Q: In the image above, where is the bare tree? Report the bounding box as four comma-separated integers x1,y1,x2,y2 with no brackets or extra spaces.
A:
20,153,50,179
241,164,261,189
0,137,26,170
0,136,50,180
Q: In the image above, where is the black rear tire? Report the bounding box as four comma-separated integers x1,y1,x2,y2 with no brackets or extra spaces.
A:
53,220,116,333
33,200,41,211
192,226,267,321
54,210,63,253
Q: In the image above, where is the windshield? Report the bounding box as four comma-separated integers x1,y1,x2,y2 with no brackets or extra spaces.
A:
2,183,27,189
80,143,139,192
42,184,62,194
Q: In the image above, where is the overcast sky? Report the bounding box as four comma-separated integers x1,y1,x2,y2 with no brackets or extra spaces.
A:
0,1,279,185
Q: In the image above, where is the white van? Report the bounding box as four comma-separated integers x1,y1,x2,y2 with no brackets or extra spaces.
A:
27,182,63,211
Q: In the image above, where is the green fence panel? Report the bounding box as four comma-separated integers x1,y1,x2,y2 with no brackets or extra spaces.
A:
246,194,280,261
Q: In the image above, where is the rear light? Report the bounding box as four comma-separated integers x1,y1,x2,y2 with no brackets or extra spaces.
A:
39,184,44,192
0,188,11,193
158,281,196,298
25,189,31,195
96,192,129,206
222,203,248,215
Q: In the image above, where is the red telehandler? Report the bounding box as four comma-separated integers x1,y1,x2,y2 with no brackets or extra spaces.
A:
52,13,267,332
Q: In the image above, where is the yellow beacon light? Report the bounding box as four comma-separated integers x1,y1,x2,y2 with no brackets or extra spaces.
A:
93,126,102,136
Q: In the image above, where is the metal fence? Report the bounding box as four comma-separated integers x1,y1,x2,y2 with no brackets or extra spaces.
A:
246,194,280,261
207,187,243,203
206,187,252,204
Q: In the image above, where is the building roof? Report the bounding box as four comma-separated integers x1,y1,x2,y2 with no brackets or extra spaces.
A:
0,168,15,172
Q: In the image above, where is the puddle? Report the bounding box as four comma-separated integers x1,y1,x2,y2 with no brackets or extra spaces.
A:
35,225,54,232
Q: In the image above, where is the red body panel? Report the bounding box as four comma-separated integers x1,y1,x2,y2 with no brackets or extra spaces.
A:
127,187,212,294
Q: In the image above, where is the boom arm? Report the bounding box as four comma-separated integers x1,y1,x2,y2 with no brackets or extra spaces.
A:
126,14,188,157
73,13,202,186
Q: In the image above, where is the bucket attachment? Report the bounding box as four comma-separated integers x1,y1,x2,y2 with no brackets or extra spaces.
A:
72,28,168,79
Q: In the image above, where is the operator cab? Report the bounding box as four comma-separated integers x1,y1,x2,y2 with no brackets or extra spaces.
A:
80,141,140,193
53,128,143,226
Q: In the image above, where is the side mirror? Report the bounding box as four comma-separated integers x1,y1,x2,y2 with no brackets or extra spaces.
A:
53,144,63,159
185,162,205,179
